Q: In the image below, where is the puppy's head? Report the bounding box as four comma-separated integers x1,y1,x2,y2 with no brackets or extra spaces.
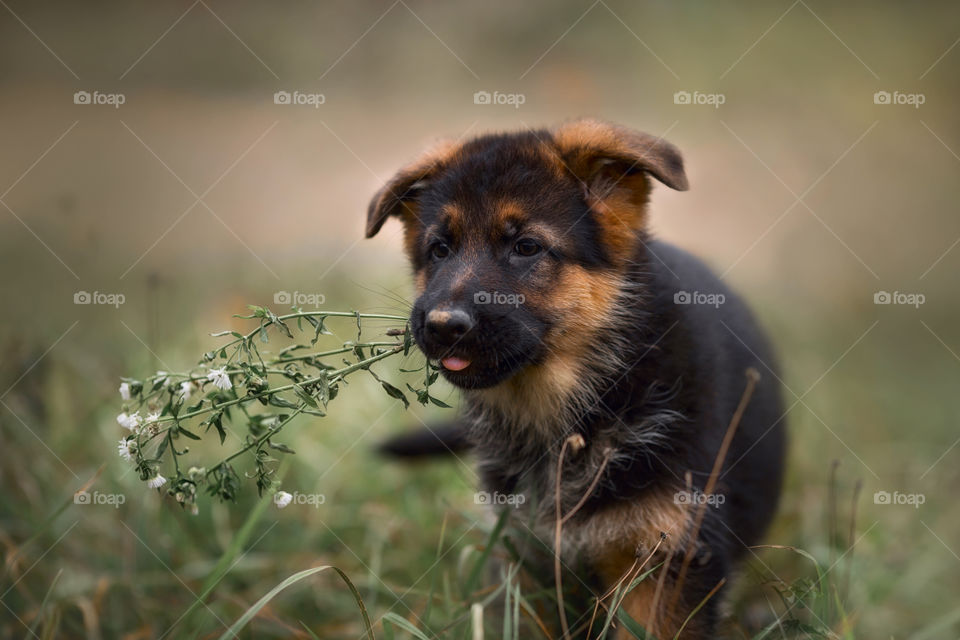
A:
366,119,687,392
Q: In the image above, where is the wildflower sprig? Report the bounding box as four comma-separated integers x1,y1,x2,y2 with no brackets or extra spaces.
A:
115,305,445,514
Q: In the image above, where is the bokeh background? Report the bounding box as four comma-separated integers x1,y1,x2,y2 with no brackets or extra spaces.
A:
1,1,959,637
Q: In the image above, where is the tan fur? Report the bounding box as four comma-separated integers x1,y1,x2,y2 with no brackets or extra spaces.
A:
493,198,525,226
440,202,464,240
584,492,696,639
551,118,688,191
475,266,622,433
367,139,461,239
427,309,452,324
414,271,427,296
585,173,650,265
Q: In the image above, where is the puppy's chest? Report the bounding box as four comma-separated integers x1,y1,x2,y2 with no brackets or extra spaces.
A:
506,482,695,572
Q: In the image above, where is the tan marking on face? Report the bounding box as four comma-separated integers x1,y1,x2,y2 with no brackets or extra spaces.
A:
401,203,422,261
493,199,526,227
477,266,621,428
427,309,451,324
539,264,621,365
414,270,427,295
440,202,464,240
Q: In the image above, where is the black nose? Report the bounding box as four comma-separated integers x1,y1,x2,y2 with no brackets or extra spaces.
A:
425,307,474,345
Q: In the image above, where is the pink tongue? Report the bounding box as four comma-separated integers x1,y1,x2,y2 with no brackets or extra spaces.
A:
441,357,471,371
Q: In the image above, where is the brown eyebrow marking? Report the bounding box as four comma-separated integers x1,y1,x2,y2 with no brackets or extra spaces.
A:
440,202,464,241
494,199,527,228
492,198,565,251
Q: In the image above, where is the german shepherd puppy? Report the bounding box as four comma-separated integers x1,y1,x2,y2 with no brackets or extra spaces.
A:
368,119,786,638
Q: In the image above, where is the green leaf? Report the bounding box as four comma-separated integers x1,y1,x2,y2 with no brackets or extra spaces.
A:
218,566,374,640
315,374,330,407
428,395,452,409
293,384,318,408
380,380,409,409
382,613,428,640
269,442,297,455
155,436,169,459
269,395,299,410
178,425,202,440
206,410,227,445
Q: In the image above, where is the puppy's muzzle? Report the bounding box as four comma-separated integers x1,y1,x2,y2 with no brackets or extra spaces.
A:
425,307,474,346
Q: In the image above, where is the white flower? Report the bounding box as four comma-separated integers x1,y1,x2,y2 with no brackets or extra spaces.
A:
180,381,193,400
146,474,167,489
274,491,293,509
207,367,232,390
117,438,136,462
145,411,161,424
117,412,141,431
119,382,131,401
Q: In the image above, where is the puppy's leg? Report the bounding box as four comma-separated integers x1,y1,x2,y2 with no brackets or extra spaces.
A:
595,548,726,639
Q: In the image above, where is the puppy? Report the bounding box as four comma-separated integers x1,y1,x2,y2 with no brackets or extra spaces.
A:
368,119,786,638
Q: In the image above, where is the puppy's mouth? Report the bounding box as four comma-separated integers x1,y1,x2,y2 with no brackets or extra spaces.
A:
424,345,538,390
440,356,471,372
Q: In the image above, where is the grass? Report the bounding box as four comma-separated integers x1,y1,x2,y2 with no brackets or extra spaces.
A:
0,259,957,639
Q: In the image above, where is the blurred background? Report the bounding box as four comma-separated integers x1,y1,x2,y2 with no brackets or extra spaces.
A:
1,1,958,637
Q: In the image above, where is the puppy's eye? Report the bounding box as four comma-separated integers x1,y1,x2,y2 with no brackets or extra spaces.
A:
513,238,541,257
430,244,450,260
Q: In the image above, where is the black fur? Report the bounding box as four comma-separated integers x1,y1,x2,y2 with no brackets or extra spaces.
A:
372,121,786,637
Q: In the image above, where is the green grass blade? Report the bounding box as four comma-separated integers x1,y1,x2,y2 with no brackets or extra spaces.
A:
218,565,374,640
180,461,289,636
462,509,509,598
382,612,431,640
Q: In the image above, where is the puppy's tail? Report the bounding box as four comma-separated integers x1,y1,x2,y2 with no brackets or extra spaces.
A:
377,420,471,458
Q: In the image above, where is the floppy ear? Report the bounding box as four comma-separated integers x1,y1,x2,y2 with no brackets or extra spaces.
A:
551,118,688,196
551,119,688,261
365,141,458,238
